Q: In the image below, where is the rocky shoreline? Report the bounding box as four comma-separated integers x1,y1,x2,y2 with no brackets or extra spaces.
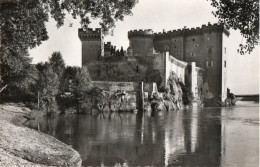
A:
0,103,82,167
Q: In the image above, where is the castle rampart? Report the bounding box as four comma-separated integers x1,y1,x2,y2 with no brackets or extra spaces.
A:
79,22,229,104
78,28,102,40
78,28,104,65
128,29,154,56
128,29,154,38
153,23,229,39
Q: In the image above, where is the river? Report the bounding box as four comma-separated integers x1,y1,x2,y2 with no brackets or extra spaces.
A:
27,101,259,166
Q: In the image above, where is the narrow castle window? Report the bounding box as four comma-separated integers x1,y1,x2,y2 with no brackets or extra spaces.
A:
224,47,227,54
136,66,139,73
192,38,195,42
174,46,177,49
191,52,194,57
176,52,179,55
224,61,227,67
208,47,212,57
207,60,213,67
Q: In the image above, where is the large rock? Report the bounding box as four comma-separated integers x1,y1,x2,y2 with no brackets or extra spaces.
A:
87,90,137,113
0,104,82,167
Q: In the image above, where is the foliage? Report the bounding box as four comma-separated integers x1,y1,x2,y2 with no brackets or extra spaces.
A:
144,69,162,87
60,66,80,93
0,1,49,53
36,63,60,114
0,0,138,101
49,51,66,78
0,49,38,102
61,0,138,34
0,0,138,54
209,0,259,54
57,65,80,112
34,54,68,113
48,51,66,95
72,66,92,112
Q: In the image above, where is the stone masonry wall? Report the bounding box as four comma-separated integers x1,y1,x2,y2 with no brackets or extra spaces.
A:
92,81,139,92
164,52,187,87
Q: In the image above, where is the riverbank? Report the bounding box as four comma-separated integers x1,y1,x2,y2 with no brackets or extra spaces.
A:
0,103,82,166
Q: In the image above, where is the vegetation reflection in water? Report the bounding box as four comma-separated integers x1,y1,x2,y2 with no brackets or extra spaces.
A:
27,101,259,166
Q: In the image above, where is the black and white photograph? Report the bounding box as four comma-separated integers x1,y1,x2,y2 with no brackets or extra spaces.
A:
0,0,259,166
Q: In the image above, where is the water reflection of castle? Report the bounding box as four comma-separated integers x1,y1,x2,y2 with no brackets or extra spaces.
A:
39,110,221,166
164,110,221,166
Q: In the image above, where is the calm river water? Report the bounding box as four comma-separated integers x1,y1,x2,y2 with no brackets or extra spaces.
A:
27,101,259,166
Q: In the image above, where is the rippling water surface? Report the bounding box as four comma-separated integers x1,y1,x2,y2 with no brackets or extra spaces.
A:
27,101,259,166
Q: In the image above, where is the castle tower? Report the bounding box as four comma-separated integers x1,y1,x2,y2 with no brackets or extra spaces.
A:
78,28,104,66
104,42,112,57
154,23,229,102
154,29,185,60
128,29,154,56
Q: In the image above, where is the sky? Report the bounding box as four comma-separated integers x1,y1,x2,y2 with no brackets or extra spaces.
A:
29,0,259,95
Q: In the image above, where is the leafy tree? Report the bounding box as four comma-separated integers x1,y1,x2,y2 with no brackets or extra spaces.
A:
0,49,38,102
0,0,138,53
72,66,92,113
49,51,66,95
209,0,259,54
36,63,60,114
57,65,80,112
49,51,66,78
120,46,124,56
60,66,80,93
0,0,138,97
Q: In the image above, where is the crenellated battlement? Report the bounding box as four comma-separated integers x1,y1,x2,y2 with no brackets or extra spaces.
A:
78,28,102,40
104,42,112,49
79,22,229,103
128,29,154,38
154,22,230,39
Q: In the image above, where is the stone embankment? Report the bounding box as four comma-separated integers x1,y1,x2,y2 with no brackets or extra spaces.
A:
0,104,82,166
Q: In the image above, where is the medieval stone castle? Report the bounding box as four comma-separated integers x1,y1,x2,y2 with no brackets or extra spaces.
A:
78,22,229,104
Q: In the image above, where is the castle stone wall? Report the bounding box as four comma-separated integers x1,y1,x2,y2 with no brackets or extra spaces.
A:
221,33,228,101
81,41,101,65
85,54,166,88
128,30,154,56
78,28,103,66
79,23,229,103
92,81,139,92
153,23,229,102
196,67,204,97
164,52,187,87
182,31,223,100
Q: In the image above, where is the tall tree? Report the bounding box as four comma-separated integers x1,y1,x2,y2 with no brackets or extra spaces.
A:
60,66,80,93
72,66,92,112
0,0,138,53
0,49,38,101
209,0,259,54
0,0,138,93
36,63,60,114
49,51,66,78
49,51,66,95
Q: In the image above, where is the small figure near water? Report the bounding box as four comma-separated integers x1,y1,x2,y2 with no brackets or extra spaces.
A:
224,88,237,107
